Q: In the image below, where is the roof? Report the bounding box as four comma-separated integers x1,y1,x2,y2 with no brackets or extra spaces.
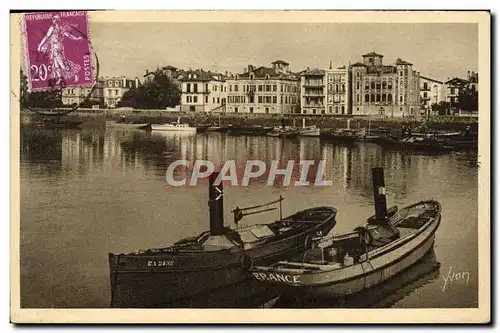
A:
271,60,290,65
178,69,225,82
444,77,469,85
301,68,325,76
420,75,443,84
362,52,384,58
234,66,298,81
162,65,178,70
351,62,367,67
395,58,413,66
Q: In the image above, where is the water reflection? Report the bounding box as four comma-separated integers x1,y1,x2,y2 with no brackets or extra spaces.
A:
19,127,478,308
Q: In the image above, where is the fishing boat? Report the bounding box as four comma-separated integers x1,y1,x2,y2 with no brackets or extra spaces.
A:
320,129,358,144
206,114,230,132
106,121,150,129
250,167,442,300
228,125,274,136
108,173,337,307
298,119,320,137
374,136,454,152
267,127,300,138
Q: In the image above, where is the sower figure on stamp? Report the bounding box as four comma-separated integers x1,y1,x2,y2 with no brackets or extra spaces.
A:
37,14,83,87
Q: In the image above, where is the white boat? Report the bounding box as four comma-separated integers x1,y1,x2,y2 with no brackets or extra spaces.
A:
106,121,149,129
151,123,197,133
250,167,442,300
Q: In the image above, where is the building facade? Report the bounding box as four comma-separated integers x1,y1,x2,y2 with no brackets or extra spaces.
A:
351,52,420,118
300,69,326,115
103,77,140,108
225,60,299,115
61,79,105,107
179,70,227,113
419,76,445,115
326,65,351,115
444,71,478,116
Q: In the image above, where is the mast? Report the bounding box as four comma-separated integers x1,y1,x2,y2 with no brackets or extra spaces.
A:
208,172,224,235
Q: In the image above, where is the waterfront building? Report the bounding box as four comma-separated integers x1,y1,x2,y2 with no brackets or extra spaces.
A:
178,69,227,113
444,71,478,117
351,52,420,118
103,76,140,108
225,60,299,115
299,63,351,115
143,65,184,90
61,79,105,107
419,76,445,116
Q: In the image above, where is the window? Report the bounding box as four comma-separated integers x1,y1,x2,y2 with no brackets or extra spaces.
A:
205,96,208,103
329,106,333,113
265,107,269,114
234,85,239,92
250,73,255,80
371,82,375,89
341,105,345,114
382,81,387,89
382,94,386,102
229,85,232,92
249,107,254,113
187,96,192,103
193,84,198,93
356,72,360,78
335,84,339,93
450,88,456,95
186,83,191,93
280,85,283,92
423,92,428,98
342,84,345,92
371,94,375,102
328,74,333,82
365,94,369,102
376,94,381,102
400,71,403,76
335,106,339,113
312,109,316,114
388,94,392,102
217,97,220,104
258,85,263,92
265,74,270,80
356,81,360,90
190,106,195,112
376,82,381,90
213,97,215,103
249,95,255,103
235,107,238,113
272,96,277,103
357,94,360,103
258,96,263,103
193,96,198,103
388,82,393,90
423,82,428,90
273,85,277,91
400,96,403,103
369,57,374,64
266,85,271,92
205,84,209,92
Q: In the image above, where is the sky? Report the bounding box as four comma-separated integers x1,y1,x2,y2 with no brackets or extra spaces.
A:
88,22,478,82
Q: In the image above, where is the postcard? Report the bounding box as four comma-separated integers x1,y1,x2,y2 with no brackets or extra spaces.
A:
10,10,490,324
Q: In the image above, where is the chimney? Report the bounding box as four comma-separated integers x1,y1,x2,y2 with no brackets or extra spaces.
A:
248,64,253,73
225,70,228,77
135,77,139,87
371,167,388,224
146,69,149,75
122,77,126,87
208,172,224,236
329,61,332,70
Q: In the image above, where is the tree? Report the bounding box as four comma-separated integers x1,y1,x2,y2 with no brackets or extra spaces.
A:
118,72,181,109
457,86,478,114
431,101,451,116
20,68,63,109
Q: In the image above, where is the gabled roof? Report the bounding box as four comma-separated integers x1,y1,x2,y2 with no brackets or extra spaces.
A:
444,77,469,85
362,52,384,57
420,75,443,84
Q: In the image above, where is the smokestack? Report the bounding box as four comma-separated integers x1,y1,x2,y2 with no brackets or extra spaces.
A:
208,172,224,235
371,167,388,223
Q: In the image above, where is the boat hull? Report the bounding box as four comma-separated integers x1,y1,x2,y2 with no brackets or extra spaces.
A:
299,128,321,137
109,215,336,307
151,124,197,132
106,121,149,129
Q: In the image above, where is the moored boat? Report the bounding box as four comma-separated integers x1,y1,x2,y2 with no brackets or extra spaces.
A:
228,125,274,136
108,173,337,307
106,121,150,129
36,119,82,129
298,119,320,137
250,167,442,300
267,127,300,138
151,123,197,133
320,129,358,144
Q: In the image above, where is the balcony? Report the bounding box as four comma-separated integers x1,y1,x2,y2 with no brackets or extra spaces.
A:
302,91,325,97
303,81,325,87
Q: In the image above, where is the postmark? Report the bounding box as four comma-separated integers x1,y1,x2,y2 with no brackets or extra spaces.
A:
22,11,94,92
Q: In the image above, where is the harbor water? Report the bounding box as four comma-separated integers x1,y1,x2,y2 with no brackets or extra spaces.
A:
20,127,479,308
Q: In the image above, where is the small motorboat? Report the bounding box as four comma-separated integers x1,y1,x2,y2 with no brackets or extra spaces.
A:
108,173,337,308
250,167,442,300
151,123,197,133
267,127,300,138
298,119,320,137
320,129,358,144
106,121,149,129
